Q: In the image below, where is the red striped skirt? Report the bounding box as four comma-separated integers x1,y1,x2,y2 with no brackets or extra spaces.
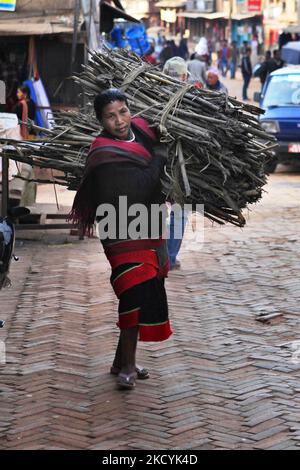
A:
104,239,172,342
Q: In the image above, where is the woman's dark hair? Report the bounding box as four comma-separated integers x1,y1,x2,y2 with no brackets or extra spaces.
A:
19,85,30,97
94,88,128,121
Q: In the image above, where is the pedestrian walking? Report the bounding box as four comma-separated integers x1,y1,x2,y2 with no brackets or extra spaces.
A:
241,47,252,101
230,41,239,79
256,50,272,88
178,37,189,61
219,40,231,77
70,89,172,390
240,40,248,57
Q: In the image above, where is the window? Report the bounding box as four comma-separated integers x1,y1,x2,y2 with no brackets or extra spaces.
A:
263,74,300,108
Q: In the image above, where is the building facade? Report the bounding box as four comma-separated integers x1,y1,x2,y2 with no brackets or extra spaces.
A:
263,0,299,48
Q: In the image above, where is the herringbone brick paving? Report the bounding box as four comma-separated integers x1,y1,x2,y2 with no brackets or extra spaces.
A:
0,173,299,450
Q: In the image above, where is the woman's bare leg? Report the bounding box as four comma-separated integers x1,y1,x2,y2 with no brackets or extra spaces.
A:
119,326,139,375
112,333,122,369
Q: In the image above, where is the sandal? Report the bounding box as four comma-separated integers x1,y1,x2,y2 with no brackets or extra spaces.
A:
116,372,136,390
110,365,149,380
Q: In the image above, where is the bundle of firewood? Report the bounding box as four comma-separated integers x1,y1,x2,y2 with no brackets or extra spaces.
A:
0,47,276,226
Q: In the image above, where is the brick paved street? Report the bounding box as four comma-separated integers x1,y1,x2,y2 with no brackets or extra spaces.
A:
0,170,299,450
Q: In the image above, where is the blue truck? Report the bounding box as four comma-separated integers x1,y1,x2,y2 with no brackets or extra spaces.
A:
256,66,300,172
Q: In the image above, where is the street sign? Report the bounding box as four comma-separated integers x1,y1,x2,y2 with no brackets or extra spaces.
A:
0,0,16,12
248,0,261,12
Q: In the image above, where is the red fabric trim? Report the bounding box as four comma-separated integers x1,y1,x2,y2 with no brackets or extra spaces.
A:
105,239,169,282
104,238,165,257
113,264,158,298
108,250,158,270
132,117,156,141
117,314,172,343
88,151,147,168
89,116,156,162
89,138,152,162
139,321,173,342
118,309,140,329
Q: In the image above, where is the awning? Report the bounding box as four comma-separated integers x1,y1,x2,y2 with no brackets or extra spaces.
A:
155,0,186,7
177,12,226,20
0,3,141,36
0,13,83,36
231,13,262,21
0,14,80,36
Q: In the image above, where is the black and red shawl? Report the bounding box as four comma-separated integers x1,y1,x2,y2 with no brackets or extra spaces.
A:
69,117,155,235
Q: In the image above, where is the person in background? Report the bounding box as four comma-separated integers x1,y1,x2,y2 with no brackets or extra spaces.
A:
159,40,178,66
162,57,190,270
279,31,292,49
178,36,189,61
219,40,231,77
143,42,157,65
241,47,252,101
251,35,259,68
230,41,239,79
269,50,285,73
187,53,207,88
157,32,163,46
206,68,228,94
14,85,36,139
153,38,163,62
240,40,248,57
256,50,272,88
162,56,188,82
207,38,213,66
195,37,210,64
214,38,221,58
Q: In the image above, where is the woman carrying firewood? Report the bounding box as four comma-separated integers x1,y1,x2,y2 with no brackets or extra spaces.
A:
70,89,172,390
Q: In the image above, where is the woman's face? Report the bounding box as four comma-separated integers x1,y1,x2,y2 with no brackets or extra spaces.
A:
207,73,218,86
101,100,131,140
17,88,25,100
